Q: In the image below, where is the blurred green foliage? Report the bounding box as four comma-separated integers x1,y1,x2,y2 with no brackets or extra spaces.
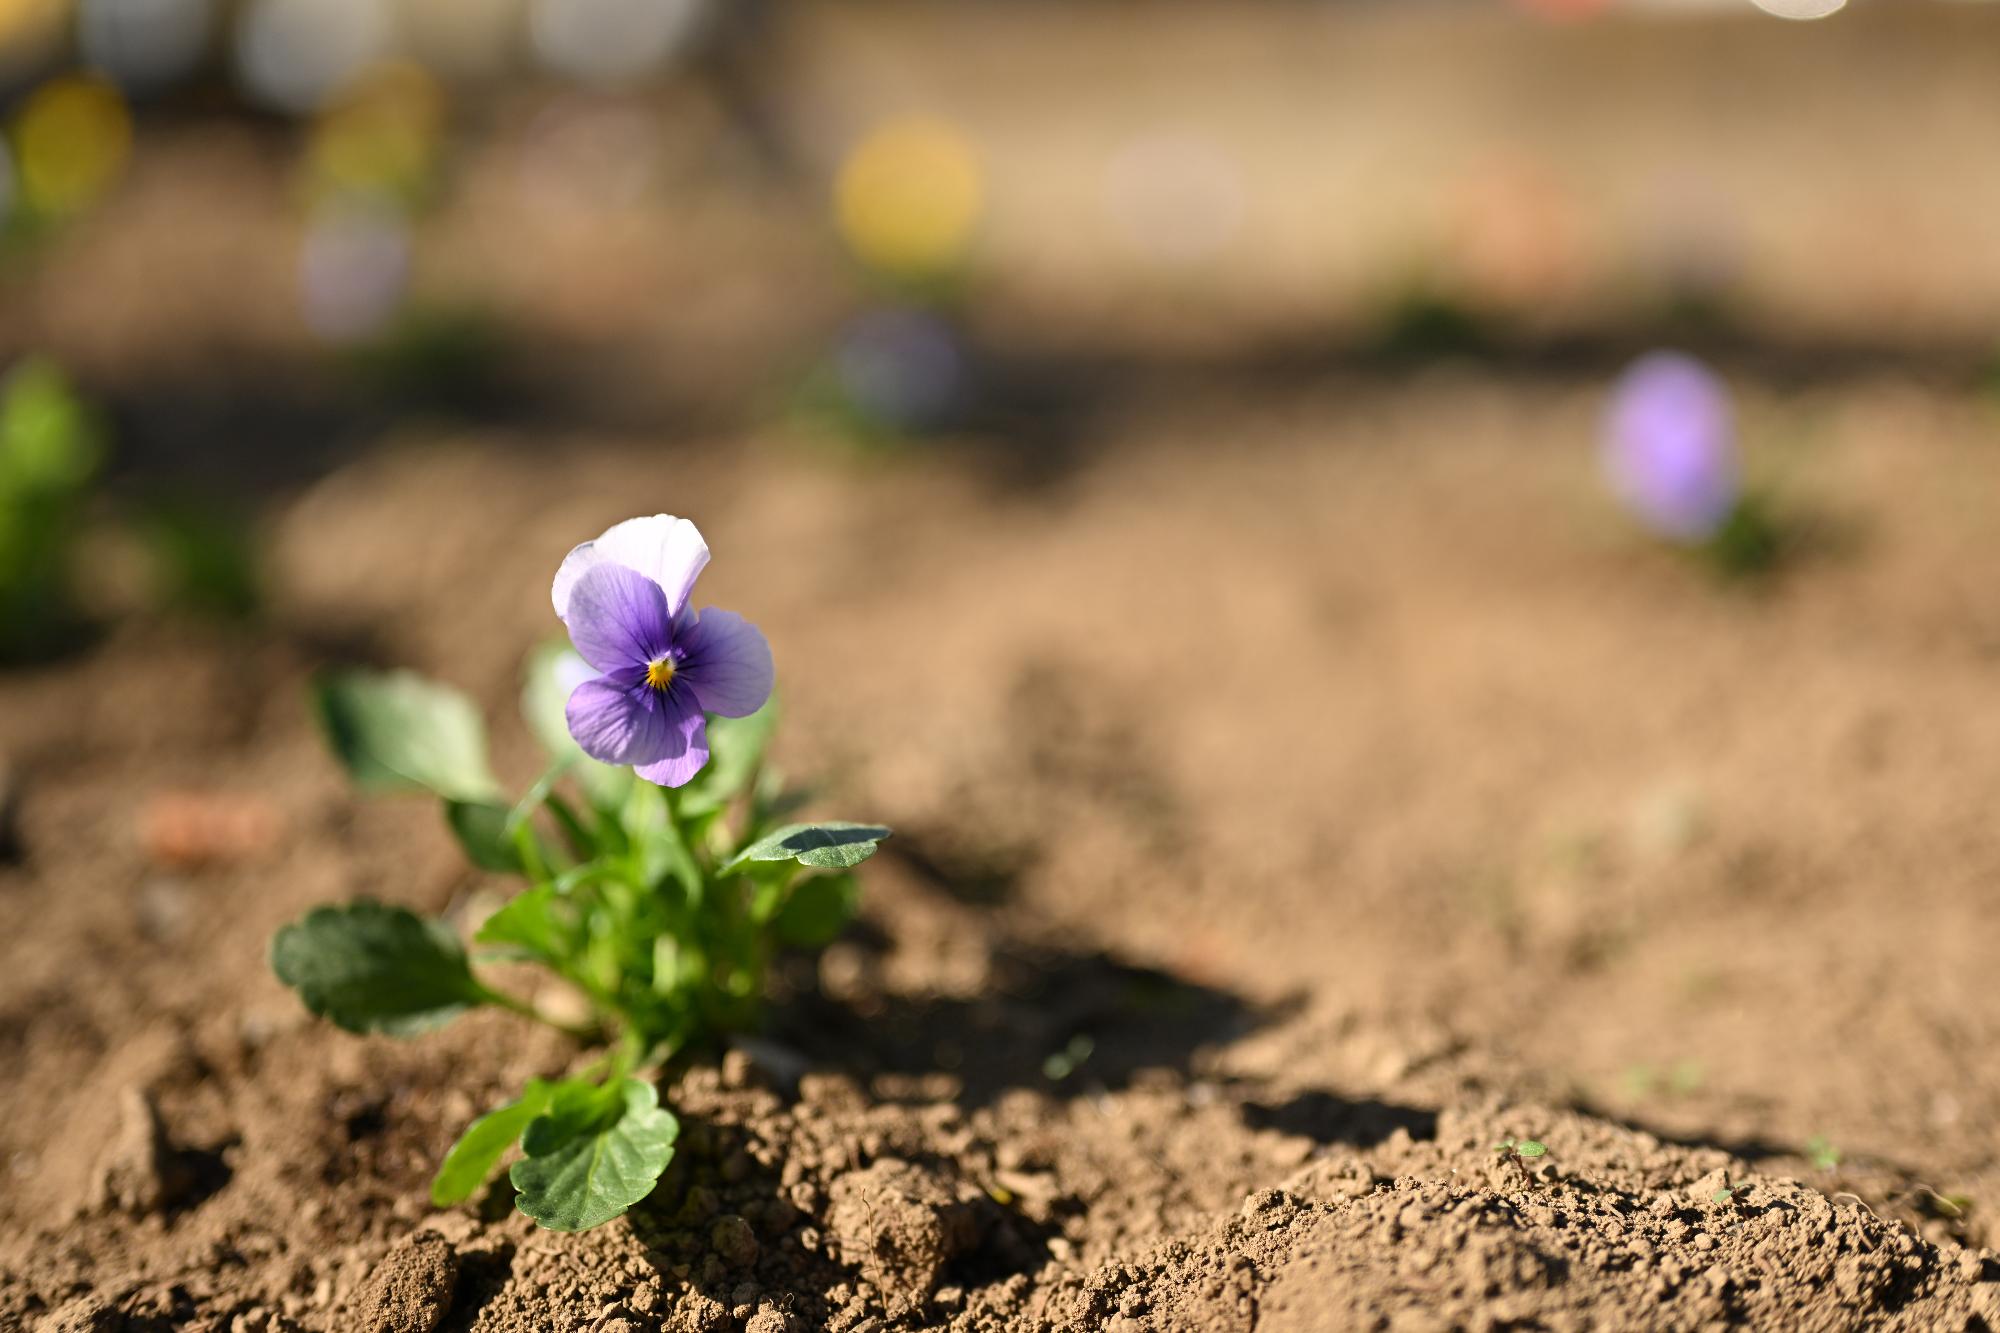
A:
137,498,262,621
0,358,101,660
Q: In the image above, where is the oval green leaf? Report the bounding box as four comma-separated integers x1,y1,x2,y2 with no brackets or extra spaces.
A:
431,1079,557,1206
723,821,891,875
269,900,486,1036
315,669,499,802
510,1078,679,1232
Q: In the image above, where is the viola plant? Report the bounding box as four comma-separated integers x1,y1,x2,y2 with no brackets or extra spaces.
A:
1602,350,1780,577
270,514,889,1232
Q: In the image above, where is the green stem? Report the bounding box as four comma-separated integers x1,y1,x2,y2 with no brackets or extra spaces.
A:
510,821,551,884
657,788,703,901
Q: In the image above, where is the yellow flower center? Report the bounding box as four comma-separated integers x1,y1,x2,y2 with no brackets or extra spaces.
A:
644,658,677,691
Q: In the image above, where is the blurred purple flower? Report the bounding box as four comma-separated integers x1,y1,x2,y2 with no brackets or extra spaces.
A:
552,515,773,787
1602,351,1738,542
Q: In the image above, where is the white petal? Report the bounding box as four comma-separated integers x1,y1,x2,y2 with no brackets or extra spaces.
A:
552,514,710,621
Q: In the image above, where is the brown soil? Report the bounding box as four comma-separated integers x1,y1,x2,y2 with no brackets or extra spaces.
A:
7,5,2000,1328
3,373,2000,1331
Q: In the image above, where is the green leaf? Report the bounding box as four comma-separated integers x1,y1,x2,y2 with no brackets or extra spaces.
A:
522,641,632,808
431,1079,557,1206
774,873,859,948
511,1078,679,1232
0,358,100,494
1515,1140,1548,1158
678,698,779,818
724,821,891,874
475,884,570,965
446,800,523,873
269,901,485,1035
315,670,500,802
519,1078,616,1155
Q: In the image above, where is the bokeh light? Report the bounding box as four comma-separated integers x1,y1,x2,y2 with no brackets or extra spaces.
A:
12,76,133,219
305,62,446,206
1749,0,1846,18
527,0,706,87
1602,351,1738,543
236,0,394,115
1101,132,1245,269
1450,155,1586,311
299,201,411,342
78,0,214,95
834,117,984,281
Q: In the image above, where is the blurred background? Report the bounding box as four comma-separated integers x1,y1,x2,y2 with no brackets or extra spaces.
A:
2,0,1997,505
5,0,2000,1266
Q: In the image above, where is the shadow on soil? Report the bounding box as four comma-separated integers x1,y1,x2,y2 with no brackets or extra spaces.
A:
776,920,1269,1110
1241,1090,1438,1148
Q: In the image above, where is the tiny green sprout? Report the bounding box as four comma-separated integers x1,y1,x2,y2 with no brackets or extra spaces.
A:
1042,1034,1095,1083
1711,1180,1755,1211
1806,1135,1842,1172
1492,1138,1550,1186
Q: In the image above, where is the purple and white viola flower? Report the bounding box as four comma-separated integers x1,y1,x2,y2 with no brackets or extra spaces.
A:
552,515,774,788
1602,351,1738,543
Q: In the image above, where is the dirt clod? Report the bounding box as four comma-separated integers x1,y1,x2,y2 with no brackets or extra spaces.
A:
93,1088,192,1216
34,1296,121,1333
352,1231,459,1333
827,1159,985,1317
710,1215,760,1269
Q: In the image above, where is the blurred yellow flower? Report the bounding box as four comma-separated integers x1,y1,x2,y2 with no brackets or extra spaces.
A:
834,117,982,280
14,75,132,218
306,62,446,205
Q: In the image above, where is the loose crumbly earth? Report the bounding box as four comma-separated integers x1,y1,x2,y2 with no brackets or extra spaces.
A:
6,7,2000,1326
4,372,2000,1331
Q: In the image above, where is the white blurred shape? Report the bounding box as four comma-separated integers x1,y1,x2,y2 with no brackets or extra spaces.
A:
237,0,393,114
299,203,410,341
1102,133,1245,267
79,0,213,93
528,0,704,86
1748,0,1845,17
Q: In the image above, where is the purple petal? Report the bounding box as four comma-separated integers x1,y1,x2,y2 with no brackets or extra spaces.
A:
552,515,709,621
566,563,673,674
633,691,710,787
566,673,673,765
1602,352,1737,542
677,608,774,718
